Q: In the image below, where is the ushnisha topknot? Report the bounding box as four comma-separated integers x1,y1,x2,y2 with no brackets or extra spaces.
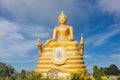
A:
58,11,67,19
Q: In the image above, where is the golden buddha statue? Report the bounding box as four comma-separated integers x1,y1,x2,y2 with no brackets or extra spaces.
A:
36,11,87,79
44,11,78,48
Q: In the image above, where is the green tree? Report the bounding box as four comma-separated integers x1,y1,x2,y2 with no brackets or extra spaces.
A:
0,62,15,77
117,78,120,80
93,65,109,80
99,67,105,76
8,75,16,80
19,69,26,80
103,64,120,75
93,65,101,80
71,73,80,80
25,71,42,80
108,64,120,75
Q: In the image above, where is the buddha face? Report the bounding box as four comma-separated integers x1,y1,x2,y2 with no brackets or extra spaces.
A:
58,16,67,25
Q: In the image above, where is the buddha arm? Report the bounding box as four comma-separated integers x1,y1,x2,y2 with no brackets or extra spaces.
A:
52,28,57,40
44,28,56,46
69,26,74,41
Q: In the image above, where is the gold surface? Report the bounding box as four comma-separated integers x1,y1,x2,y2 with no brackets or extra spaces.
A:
36,11,85,77
37,36,42,56
44,11,75,47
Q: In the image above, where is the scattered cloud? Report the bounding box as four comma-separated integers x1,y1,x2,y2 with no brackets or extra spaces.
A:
0,19,33,58
0,0,96,24
85,24,120,47
0,19,24,40
109,53,120,60
99,0,120,14
22,25,51,39
84,54,91,58
98,0,120,22
0,18,50,60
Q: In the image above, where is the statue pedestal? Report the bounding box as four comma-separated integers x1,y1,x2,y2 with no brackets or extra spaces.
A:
36,42,86,78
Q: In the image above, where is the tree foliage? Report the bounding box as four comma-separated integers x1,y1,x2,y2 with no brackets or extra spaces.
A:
93,65,101,80
18,69,26,80
70,71,93,80
0,62,15,76
104,64,120,75
93,65,107,80
25,71,42,80
71,73,80,80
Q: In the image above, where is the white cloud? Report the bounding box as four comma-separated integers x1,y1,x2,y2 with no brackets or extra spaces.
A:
85,24,120,46
0,19,24,39
99,0,120,22
22,26,51,39
109,54,120,60
99,0,120,14
84,54,91,58
0,19,49,59
0,0,95,24
0,0,66,23
0,19,28,57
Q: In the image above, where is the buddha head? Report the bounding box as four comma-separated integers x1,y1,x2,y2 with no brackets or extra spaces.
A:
58,11,67,25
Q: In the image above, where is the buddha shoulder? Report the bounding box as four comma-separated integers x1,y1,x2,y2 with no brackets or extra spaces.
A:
65,26,73,31
56,25,73,29
68,26,73,29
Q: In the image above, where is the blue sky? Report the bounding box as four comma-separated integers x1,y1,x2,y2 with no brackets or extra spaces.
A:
0,0,120,73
